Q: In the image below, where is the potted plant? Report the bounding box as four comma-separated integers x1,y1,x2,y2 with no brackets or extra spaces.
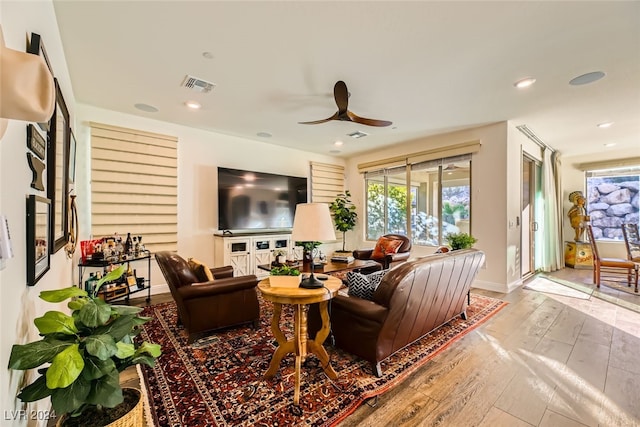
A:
272,249,287,265
269,264,302,288
295,241,322,265
329,191,358,253
445,232,478,250
8,265,161,426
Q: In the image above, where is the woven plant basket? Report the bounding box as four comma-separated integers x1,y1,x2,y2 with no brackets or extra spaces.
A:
56,388,143,427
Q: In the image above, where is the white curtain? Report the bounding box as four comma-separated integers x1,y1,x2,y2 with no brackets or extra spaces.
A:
540,149,563,271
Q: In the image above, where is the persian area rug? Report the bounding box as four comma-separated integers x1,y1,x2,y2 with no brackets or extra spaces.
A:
138,294,507,427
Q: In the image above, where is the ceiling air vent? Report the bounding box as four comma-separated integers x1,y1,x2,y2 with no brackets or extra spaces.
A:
181,75,215,93
347,131,368,139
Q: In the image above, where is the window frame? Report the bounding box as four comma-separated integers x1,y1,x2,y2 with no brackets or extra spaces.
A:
364,155,472,246
584,166,640,242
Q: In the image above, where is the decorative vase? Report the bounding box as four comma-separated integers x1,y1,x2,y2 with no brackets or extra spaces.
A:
277,255,285,264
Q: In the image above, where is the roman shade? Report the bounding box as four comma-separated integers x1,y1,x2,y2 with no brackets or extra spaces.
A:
90,122,178,252
357,140,480,173
310,161,345,203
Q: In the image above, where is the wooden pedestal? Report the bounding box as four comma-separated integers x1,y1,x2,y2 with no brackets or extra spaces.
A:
565,241,593,269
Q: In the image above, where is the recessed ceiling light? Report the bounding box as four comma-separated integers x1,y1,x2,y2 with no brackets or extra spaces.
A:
334,140,344,146
597,122,614,128
569,71,605,86
514,77,536,89
185,100,201,109
257,132,272,138
134,103,158,113
202,51,214,59
348,131,368,139
604,142,617,147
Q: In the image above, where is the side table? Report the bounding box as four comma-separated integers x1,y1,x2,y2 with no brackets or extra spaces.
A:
257,276,342,405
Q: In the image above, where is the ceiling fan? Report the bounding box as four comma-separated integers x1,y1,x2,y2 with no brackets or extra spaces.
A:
298,81,392,127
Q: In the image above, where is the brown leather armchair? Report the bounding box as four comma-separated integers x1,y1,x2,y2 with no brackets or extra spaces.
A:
155,252,260,343
352,234,412,270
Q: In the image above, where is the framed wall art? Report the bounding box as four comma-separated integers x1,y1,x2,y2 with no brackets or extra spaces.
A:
27,33,53,132
26,195,51,286
47,79,70,253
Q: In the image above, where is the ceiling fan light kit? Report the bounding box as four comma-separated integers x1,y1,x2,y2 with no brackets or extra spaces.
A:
299,81,392,127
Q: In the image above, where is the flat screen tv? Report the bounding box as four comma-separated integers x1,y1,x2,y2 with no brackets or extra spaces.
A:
218,167,308,231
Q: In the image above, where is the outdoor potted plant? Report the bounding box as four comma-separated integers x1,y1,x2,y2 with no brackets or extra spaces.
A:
8,265,161,426
445,232,478,250
329,191,358,253
269,264,302,288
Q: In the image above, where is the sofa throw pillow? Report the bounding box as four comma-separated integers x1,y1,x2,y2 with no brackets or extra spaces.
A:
187,258,215,283
371,237,404,259
347,269,388,300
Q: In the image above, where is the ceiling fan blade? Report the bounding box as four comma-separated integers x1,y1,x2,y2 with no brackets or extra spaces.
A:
298,111,339,125
347,110,392,127
334,81,349,114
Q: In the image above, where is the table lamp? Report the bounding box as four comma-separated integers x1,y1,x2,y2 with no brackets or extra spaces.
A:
291,203,336,288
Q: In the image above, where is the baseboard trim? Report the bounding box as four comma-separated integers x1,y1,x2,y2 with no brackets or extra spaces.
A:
506,278,524,293
150,283,169,295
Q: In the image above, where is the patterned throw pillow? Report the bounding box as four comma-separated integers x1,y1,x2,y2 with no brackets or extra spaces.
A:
188,258,215,283
370,237,404,259
347,269,388,300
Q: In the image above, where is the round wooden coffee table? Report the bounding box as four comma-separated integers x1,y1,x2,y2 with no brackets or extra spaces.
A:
258,276,342,405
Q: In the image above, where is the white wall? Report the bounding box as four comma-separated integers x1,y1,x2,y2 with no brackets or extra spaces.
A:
75,105,345,289
0,2,75,425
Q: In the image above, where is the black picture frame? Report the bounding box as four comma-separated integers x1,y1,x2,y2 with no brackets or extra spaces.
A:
27,124,46,160
26,195,51,286
69,130,77,184
27,33,53,132
47,79,70,253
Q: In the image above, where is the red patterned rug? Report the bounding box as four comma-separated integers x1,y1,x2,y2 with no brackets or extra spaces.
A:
138,293,507,426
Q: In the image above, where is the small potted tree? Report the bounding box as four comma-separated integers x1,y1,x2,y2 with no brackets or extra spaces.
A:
329,191,358,253
8,266,161,426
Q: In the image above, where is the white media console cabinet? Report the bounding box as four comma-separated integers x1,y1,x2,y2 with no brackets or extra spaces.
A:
214,231,301,279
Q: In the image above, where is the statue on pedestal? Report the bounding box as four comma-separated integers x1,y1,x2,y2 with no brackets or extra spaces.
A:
568,191,590,242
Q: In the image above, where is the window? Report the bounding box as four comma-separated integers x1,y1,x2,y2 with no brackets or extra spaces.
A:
90,123,178,253
586,167,640,241
365,166,407,240
365,155,471,246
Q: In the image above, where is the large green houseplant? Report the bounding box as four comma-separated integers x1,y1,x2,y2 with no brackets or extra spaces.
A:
8,265,161,425
329,191,357,252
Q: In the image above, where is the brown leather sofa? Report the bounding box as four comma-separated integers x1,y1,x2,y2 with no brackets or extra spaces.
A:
352,233,412,270
155,252,260,343
310,248,485,376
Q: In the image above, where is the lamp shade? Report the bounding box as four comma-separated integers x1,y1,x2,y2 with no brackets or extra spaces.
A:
290,203,336,242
